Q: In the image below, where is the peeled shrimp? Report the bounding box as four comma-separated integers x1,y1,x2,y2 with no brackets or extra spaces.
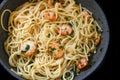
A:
21,41,36,57
57,24,73,36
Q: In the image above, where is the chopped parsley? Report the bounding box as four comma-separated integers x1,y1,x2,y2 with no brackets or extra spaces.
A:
49,47,56,54
53,0,59,4
59,46,63,49
68,21,74,27
48,33,51,38
25,45,30,51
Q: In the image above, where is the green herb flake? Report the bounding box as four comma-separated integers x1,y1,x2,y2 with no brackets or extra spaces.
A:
70,65,77,76
86,61,95,69
51,48,56,51
53,0,59,4
48,33,51,38
59,46,63,49
25,45,30,51
49,47,56,53
68,21,74,27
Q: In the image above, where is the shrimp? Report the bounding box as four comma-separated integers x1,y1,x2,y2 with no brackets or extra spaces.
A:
49,43,63,59
44,11,56,21
82,11,90,21
21,41,36,57
57,24,73,36
77,57,88,70
94,32,101,45
48,0,63,8
82,11,89,17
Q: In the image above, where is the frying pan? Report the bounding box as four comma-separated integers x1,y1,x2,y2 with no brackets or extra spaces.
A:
0,0,109,80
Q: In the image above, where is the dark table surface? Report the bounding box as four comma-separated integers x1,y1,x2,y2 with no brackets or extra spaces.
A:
0,0,118,80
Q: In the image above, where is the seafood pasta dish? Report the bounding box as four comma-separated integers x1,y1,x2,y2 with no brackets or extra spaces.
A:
1,0,102,80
